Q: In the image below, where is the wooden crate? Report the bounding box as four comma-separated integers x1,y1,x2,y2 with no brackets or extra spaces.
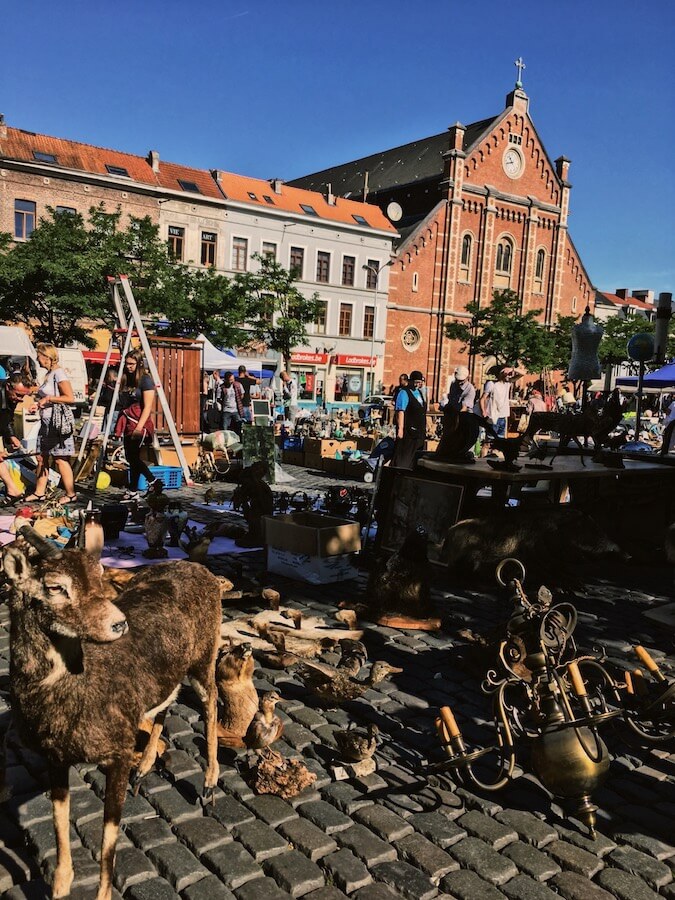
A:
304,452,324,470
282,450,305,467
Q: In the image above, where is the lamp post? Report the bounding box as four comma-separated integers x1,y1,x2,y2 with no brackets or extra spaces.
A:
363,261,392,398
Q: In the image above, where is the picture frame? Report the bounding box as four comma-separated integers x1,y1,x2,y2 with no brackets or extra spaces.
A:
251,399,271,425
378,473,464,565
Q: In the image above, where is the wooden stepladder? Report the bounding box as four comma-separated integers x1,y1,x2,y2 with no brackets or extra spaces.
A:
77,275,193,488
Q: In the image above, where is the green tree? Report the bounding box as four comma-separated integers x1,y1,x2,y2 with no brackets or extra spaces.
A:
0,209,111,347
598,314,675,368
0,205,248,348
547,315,579,374
444,289,556,373
229,253,322,369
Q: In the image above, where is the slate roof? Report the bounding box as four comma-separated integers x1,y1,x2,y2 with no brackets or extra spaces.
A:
288,116,497,197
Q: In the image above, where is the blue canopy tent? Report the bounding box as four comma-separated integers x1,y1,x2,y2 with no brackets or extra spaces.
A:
616,361,675,390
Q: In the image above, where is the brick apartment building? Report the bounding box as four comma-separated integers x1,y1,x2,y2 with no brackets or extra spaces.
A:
0,115,396,405
290,78,595,400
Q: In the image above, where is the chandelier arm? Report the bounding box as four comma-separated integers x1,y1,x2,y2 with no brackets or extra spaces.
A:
550,667,607,765
464,681,517,791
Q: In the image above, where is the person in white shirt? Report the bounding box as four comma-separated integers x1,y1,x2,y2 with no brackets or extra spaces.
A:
280,371,299,424
480,366,514,455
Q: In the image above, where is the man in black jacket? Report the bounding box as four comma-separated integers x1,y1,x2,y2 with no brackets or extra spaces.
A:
0,374,27,503
391,370,427,469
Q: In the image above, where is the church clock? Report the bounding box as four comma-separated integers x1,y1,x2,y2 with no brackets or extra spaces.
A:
503,147,524,178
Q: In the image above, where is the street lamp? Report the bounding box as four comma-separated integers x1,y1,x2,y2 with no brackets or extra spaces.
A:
363,260,393,398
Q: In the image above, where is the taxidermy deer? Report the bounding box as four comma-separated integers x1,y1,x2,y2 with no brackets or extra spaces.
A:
2,530,221,900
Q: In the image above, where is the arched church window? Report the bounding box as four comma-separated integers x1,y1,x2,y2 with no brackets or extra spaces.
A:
496,238,513,274
534,248,546,292
459,233,473,281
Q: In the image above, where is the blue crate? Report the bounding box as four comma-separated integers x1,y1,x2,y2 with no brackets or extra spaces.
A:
138,466,183,491
282,436,303,451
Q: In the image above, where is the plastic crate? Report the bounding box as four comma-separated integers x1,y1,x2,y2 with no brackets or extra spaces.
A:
282,436,303,451
138,466,183,491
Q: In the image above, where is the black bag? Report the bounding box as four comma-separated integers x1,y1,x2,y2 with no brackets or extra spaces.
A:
49,401,74,440
47,373,75,440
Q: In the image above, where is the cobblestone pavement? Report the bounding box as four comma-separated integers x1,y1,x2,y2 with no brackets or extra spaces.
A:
1,466,674,899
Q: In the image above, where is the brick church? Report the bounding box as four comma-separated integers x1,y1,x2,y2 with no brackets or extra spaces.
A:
290,71,595,400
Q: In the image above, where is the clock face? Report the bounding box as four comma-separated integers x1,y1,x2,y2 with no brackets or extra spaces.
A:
503,148,524,178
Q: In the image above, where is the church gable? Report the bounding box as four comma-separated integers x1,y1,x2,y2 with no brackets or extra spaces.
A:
463,111,562,207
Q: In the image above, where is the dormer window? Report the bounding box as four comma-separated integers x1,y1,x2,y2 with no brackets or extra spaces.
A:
352,214,369,226
263,195,275,204
300,204,318,216
178,179,201,193
248,192,258,201
33,151,57,163
105,164,129,177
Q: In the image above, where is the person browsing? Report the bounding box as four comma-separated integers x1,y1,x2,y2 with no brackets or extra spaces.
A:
391,369,427,469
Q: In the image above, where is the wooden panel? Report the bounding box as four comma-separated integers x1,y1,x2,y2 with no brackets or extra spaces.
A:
149,337,202,436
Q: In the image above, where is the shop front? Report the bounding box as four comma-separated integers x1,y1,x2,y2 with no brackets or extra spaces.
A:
331,355,378,404
290,352,329,407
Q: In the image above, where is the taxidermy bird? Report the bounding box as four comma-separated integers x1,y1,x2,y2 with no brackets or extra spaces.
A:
366,527,439,629
297,658,402,707
334,724,379,762
180,522,219,563
204,486,216,505
262,587,281,611
165,500,189,547
244,690,284,753
216,642,259,746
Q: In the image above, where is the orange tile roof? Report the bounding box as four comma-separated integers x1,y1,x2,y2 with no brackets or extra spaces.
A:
2,126,226,200
599,292,654,311
214,170,396,232
1,125,396,230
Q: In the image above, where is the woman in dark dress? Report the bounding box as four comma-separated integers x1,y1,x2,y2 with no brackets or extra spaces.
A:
118,350,157,500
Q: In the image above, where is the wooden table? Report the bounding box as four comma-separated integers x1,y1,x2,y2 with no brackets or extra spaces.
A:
374,454,675,557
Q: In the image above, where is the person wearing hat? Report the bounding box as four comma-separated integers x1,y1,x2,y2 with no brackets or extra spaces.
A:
480,365,514,456
446,365,475,413
391,370,427,469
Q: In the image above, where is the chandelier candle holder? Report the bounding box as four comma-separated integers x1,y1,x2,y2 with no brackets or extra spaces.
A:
432,559,675,838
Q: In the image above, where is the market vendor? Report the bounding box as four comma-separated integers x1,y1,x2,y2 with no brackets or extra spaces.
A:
391,369,427,469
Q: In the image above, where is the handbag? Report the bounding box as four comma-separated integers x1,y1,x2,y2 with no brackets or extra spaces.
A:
47,375,75,441
119,403,155,443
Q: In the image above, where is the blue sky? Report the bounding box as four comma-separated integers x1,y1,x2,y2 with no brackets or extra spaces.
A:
3,0,673,296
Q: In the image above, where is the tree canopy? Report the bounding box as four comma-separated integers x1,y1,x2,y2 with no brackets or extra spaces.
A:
444,289,578,374
598,313,675,368
228,253,322,369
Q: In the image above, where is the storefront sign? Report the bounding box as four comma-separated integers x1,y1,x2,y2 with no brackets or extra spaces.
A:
334,354,378,367
290,352,329,364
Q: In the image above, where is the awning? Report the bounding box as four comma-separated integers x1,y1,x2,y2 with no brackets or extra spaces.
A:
82,350,121,364
616,360,675,389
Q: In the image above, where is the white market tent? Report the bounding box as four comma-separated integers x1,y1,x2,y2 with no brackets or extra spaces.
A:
197,334,276,378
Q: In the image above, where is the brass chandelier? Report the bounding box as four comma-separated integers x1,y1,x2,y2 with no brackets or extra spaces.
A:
432,559,675,837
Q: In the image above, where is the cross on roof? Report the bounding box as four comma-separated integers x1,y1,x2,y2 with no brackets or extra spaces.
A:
514,56,526,87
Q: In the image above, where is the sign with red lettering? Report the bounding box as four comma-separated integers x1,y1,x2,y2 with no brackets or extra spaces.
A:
290,352,328,364
334,354,378,367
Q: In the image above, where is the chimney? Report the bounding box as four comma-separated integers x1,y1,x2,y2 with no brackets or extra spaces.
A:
210,169,222,184
147,150,160,173
363,171,369,201
0,114,6,140
555,156,571,182
326,182,336,206
270,178,284,195
615,288,629,300
448,122,466,152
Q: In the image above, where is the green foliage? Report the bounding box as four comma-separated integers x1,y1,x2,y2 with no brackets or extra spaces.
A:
444,289,573,374
0,205,248,349
598,314,675,367
228,253,322,368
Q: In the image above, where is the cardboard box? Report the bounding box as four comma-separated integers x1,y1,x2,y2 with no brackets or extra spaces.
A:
263,512,361,557
282,449,305,467
304,452,324,471
322,457,345,477
266,546,358,584
157,443,201,467
425,440,439,452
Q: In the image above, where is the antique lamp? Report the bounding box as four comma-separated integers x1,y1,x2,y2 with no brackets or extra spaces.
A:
432,560,675,837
